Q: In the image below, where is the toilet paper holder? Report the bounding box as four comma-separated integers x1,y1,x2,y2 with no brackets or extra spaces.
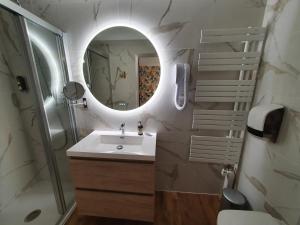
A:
247,104,285,143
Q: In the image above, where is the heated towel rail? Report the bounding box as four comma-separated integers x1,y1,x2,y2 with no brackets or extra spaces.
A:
189,27,266,165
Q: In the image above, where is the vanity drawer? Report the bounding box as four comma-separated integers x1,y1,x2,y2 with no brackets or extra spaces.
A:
76,190,154,222
70,158,155,194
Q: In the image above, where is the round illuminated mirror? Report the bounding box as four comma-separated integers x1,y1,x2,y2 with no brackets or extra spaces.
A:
83,27,160,111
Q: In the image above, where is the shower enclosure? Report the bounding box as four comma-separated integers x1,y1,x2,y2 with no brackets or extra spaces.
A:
83,49,113,108
0,2,76,225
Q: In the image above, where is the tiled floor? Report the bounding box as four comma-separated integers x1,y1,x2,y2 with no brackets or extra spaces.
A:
67,191,220,225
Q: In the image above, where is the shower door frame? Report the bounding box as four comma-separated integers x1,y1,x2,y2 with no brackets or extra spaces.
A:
0,0,62,35
19,18,67,214
20,21,78,219
0,1,77,224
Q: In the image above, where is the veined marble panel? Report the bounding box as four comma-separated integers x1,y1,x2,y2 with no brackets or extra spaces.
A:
238,1,300,225
0,34,37,212
0,8,50,181
0,7,52,212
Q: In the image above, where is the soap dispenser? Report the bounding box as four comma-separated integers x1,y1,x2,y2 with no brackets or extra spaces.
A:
137,121,143,136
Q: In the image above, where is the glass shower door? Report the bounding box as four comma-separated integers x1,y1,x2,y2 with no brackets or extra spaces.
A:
0,6,62,225
24,20,76,210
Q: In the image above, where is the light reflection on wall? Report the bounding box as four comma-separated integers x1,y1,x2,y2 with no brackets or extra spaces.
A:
28,30,64,135
28,30,62,106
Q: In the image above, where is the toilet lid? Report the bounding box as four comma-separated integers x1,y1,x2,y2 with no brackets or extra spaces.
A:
217,210,283,225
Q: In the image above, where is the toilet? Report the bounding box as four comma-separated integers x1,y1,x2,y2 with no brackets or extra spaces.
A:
217,210,284,225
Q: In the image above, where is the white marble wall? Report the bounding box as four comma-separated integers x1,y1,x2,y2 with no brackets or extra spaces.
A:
0,10,36,212
0,7,52,212
106,40,155,109
238,1,300,225
0,41,36,213
17,0,266,193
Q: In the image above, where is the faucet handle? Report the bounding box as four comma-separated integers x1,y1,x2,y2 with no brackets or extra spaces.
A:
120,122,125,128
138,121,143,128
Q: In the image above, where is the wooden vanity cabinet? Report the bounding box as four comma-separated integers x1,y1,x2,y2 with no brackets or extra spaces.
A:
69,157,155,222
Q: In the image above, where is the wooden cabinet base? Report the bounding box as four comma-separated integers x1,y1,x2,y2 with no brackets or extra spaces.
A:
70,159,154,194
76,190,155,222
69,158,155,222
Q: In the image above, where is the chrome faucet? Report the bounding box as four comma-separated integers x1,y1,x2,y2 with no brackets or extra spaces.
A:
120,122,125,137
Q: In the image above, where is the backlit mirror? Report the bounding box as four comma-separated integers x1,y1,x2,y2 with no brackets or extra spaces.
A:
83,27,160,111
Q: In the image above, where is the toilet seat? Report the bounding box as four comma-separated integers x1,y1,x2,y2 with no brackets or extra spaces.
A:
217,210,283,225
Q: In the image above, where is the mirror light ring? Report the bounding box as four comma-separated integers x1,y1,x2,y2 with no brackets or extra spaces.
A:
79,21,166,116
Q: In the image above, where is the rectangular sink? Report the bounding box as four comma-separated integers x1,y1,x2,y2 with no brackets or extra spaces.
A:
66,130,157,161
100,134,144,145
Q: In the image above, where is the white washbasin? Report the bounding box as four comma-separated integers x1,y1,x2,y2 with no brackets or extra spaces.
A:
101,134,144,145
66,130,157,161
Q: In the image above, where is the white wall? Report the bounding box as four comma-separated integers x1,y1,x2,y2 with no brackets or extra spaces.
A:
238,1,300,225
0,10,37,211
0,41,36,212
18,0,266,193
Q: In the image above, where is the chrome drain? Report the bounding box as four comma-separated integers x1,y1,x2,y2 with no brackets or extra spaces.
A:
24,209,41,223
116,145,123,150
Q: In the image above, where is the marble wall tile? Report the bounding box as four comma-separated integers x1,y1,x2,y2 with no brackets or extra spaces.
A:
17,0,266,193
238,1,300,225
2,9,51,179
0,7,53,212
0,27,37,212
